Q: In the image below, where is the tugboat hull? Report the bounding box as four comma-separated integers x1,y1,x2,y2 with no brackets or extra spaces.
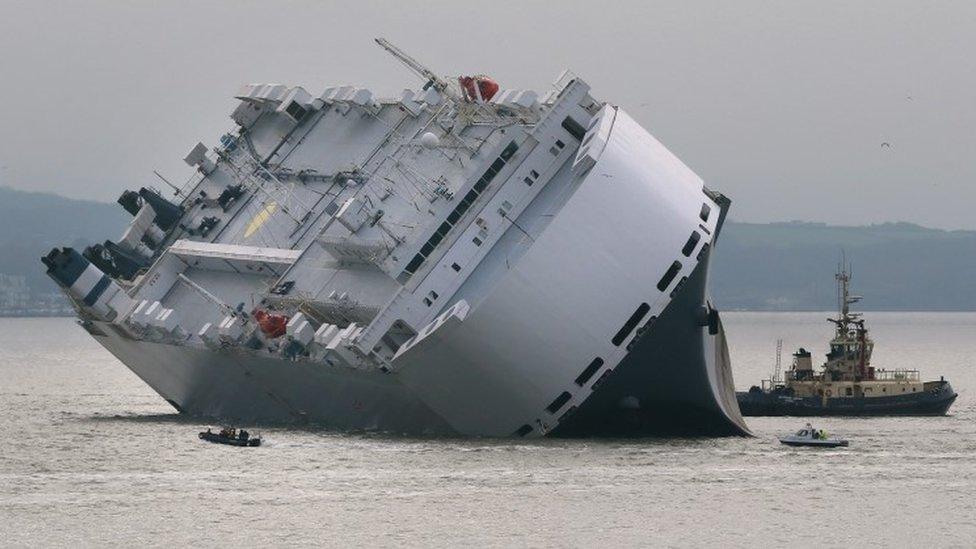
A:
736,381,957,417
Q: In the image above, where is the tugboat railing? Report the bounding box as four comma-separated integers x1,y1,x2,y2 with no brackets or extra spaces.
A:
770,368,921,386
873,369,921,381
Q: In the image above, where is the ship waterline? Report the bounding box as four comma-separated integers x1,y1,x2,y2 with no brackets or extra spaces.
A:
45,40,747,437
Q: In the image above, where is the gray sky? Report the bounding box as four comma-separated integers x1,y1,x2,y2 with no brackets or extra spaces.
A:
1,1,974,228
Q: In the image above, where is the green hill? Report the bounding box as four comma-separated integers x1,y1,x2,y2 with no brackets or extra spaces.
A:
712,221,976,310
0,186,127,293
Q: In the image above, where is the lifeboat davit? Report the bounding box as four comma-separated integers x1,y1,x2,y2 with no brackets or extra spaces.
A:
253,309,288,338
459,75,499,102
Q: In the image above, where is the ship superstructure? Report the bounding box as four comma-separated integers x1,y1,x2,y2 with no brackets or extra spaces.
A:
43,40,748,437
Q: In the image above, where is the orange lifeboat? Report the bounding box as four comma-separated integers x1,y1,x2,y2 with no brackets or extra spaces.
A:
458,75,499,102
253,309,288,338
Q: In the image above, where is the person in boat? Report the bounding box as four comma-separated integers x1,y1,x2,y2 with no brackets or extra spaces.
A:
238,429,249,441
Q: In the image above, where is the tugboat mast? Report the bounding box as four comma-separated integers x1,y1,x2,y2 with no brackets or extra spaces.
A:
828,261,869,381
832,261,861,331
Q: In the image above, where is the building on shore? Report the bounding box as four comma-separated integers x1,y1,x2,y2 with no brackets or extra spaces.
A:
0,274,74,317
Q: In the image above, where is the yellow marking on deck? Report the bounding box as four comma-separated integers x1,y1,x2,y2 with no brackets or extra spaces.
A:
244,201,277,238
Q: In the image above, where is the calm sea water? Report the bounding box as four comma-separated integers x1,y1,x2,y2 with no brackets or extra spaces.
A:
1,314,974,547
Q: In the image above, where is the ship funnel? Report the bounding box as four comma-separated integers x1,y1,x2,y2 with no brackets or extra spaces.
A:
41,247,132,320
118,190,142,216
138,187,182,230
83,240,149,280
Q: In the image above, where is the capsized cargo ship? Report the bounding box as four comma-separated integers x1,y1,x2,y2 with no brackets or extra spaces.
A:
43,39,748,437
737,266,956,416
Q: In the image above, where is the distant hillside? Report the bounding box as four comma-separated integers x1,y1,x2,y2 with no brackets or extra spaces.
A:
712,221,976,311
1,187,974,312
0,186,127,293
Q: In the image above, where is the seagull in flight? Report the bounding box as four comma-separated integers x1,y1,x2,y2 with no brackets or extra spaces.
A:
881,142,891,149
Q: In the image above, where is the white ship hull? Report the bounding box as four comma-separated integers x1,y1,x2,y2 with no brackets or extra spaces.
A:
86,244,743,437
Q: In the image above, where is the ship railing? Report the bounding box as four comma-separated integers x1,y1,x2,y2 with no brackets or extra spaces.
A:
551,69,580,96
873,369,920,381
177,170,205,206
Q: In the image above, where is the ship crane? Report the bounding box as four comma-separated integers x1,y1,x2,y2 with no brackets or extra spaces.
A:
375,38,454,96
177,273,240,319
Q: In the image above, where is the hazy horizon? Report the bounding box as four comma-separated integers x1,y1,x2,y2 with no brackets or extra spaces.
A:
2,1,974,228
5,183,973,233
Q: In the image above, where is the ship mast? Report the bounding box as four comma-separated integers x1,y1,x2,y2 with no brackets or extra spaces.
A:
830,259,862,333
829,258,870,380
772,338,783,384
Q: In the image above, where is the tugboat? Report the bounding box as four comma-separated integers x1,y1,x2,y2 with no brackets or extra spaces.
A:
737,264,957,416
779,423,848,448
198,426,262,447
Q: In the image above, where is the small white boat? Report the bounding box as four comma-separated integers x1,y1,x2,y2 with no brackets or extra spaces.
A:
779,425,848,448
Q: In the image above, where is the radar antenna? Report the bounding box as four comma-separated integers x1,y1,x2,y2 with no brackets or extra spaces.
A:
374,38,452,95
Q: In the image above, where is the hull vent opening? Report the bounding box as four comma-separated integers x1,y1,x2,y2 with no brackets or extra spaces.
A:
575,358,604,386
612,303,651,346
546,391,573,414
681,231,701,257
657,261,682,292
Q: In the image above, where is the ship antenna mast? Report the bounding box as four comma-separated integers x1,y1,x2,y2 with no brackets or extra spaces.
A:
838,262,849,319
773,338,783,383
374,38,452,95
837,252,847,319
